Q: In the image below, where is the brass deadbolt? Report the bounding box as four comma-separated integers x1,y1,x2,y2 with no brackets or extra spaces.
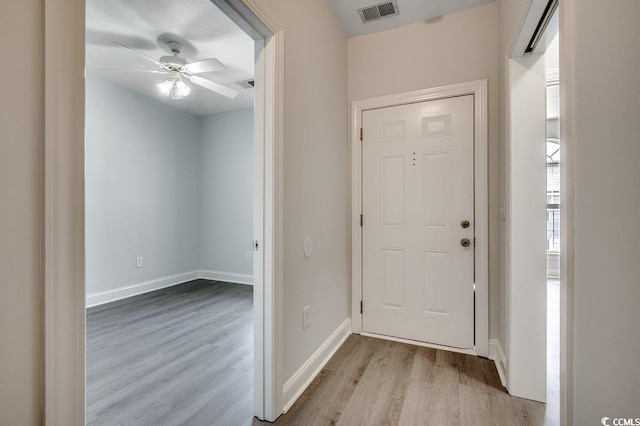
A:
461,220,470,229
461,238,471,248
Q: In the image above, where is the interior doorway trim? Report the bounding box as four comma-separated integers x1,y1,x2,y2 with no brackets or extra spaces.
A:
209,1,284,420
350,80,489,358
43,0,284,423
507,0,575,422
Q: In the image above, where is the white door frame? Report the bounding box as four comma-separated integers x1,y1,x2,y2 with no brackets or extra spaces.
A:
505,51,548,402
350,80,489,358
43,0,284,423
506,0,576,422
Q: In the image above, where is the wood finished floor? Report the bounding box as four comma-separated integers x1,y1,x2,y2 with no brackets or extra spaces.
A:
263,335,549,426
86,279,254,426
87,279,550,426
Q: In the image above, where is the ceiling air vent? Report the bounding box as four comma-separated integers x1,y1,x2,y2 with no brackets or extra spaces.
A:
236,79,255,89
358,1,399,23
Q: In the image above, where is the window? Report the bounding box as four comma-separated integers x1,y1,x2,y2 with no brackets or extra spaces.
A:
546,138,560,252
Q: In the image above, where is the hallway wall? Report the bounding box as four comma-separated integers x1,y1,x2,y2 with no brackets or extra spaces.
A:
570,0,640,422
261,0,350,384
0,0,43,423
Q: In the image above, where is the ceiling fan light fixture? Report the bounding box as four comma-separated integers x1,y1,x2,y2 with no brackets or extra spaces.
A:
111,41,238,100
157,76,191,100
171,80,191,99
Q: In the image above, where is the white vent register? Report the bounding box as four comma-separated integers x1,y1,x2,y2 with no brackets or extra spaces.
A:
358,1,399,23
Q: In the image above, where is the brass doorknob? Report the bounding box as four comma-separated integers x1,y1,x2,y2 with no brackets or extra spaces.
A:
461,238,471,248
461,219,470,229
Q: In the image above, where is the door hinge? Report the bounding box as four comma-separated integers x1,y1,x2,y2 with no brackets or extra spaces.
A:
360,214,363,227
360,127,363,141
360,300,363,314
474,238,476,247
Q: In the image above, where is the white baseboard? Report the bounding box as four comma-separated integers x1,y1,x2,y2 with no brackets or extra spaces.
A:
86,269,255,307
489,339,508,388
282,318,352,413
86,270,201,308
199,270,254,285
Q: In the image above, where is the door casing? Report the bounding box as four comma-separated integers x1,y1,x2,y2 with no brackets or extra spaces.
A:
43,0,285,423
350,80,489,358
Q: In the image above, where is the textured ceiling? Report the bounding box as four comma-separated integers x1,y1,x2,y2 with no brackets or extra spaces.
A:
86,0,254,116
326,0,494,38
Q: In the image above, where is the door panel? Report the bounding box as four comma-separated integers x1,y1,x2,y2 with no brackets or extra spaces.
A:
423,152,451,227
423,250,451,315
381,156,404,226
362,95,475,349
381,249,405,309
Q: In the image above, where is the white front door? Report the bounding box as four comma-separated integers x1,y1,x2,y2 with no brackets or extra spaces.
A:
362,95,475,349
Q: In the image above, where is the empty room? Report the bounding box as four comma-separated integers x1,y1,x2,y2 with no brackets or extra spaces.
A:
83,0,257,423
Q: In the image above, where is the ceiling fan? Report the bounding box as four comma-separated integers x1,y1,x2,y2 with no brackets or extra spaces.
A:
100,40,239,100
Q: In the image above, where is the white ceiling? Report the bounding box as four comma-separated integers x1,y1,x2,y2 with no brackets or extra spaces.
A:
86,0,254,116
326,0,495,38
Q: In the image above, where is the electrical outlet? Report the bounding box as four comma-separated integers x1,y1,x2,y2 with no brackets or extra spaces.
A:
136,257,143,268
246,251,252,261
303,305,310,329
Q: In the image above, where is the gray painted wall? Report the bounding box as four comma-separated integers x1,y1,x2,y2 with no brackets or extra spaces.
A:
85,75,253,296
85,74,202,295
201,108,254,276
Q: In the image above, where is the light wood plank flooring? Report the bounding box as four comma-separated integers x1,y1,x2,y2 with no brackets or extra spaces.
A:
265,335,548,426
88,279,550,426
86,279,254,426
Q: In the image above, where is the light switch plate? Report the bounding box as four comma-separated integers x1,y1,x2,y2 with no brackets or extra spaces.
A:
303,238,313,258
303,305,310,329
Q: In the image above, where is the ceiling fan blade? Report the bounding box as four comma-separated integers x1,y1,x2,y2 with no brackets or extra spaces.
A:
188,75,238,99
97,68,168,74
184,58,226,74
113,41,160,66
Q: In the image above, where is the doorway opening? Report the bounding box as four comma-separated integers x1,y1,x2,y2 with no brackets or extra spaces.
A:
351,80,490,358
543,15,560,426
360,96,476,350
84,1,257,423
506,1,562,423
44,0,284,422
